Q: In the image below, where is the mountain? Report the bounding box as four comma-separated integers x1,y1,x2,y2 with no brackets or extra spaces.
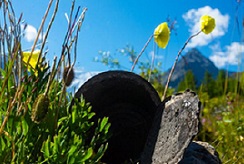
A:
163,48,219,88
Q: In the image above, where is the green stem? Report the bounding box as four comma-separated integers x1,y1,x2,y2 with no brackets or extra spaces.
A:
162,31,201,100
131,34,154,72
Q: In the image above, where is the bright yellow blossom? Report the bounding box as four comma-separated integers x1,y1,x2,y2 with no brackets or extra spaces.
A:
200,15,215,34
22,50,40,71
154,22,170,48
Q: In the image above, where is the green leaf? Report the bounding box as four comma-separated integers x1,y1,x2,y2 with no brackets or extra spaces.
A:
41,138,50,158
16,122,22,135
0,137,6,151
21,118,28,136
104,123,111,134
53,135,60,154
93,143,108,162
68,156,75,164
81,147,93,162
68,145,77,158
99,117,109,132
17,141,23,158
88,112,95,119
72,110,76,124
58,116,68,127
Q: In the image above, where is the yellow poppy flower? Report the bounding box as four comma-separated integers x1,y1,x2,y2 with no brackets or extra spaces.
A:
22,50,40,71
200,15,215,34
154,22,170,48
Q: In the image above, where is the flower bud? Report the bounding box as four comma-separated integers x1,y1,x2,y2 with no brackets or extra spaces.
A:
31,94,49,123
63,66,74,86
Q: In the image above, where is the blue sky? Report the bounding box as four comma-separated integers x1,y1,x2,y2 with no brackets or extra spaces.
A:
12,0,244,87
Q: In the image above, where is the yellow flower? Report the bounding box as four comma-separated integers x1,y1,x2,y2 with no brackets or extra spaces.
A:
200,15,215,34
240,135,244,141
22,50,40,71
154,22,170,48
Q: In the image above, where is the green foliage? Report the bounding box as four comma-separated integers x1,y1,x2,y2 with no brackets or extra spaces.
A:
198,93,244,163
95,50,120,69
0,51,110,163
94,45,137,70
177,70,244,163
0,90,110,163
177,70,197,91
199,71,217,98
0,1,110,163
39,99,110,164
215,70,226,96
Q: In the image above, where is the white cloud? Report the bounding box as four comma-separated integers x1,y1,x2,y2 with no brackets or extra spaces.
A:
209,42,244,68
182,6,229,48
21,24,44,42
21,24,38,42
70,68,99,92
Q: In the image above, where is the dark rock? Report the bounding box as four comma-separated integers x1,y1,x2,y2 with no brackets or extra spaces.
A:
141,90,201,164
179,141,222,164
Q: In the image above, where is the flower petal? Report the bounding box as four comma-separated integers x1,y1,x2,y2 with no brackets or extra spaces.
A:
22,50,40,71
200,15,216,34
154,22,170,48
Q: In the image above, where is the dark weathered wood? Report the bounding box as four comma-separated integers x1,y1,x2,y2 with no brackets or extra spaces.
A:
71,70,161,164
141,90,200,164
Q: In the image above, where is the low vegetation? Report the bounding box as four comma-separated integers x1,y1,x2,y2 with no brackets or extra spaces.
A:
0,1,110,163
0,0,243,163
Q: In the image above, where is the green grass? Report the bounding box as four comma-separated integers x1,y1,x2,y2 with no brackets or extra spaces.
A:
198,94,244,163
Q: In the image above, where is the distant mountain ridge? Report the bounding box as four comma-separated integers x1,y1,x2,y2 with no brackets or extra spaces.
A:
163,48,219,88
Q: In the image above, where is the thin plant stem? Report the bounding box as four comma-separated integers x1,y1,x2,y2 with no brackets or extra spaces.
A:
0,85,21,136
131,34,154,72
26,0,54,66
63,0,75,46
148,41,156,82
162,31,201,100
44,56,57,96
38,0,60,64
